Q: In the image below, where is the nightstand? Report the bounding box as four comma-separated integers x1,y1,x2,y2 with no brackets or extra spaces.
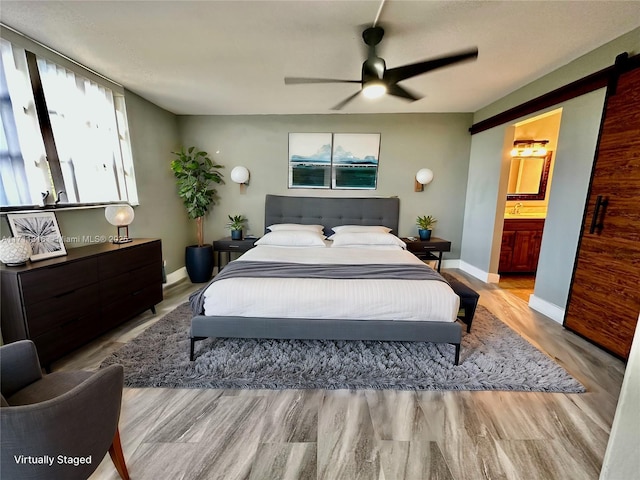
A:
213,237,258,268
402,237,451,272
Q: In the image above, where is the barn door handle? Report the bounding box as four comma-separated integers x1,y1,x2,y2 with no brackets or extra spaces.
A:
589,195,608,234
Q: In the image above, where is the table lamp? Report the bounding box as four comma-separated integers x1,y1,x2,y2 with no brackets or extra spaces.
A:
105,205,135,244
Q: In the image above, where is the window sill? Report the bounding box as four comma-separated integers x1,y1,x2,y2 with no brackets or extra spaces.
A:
1,202,138,214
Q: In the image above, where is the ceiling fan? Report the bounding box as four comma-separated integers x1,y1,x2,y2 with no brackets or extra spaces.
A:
284,25,478,110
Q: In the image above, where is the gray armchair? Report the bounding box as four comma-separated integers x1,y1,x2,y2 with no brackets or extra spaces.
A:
0,340,129,480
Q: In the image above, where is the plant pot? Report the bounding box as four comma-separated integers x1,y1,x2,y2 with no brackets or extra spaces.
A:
185,245,214,283
231,229,243,240
418,229,432,241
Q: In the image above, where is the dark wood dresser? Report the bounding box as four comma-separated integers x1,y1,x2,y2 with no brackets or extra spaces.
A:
1,239,163,367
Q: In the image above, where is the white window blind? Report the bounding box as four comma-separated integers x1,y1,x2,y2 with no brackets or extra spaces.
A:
0,36,138,208
0,39,49,206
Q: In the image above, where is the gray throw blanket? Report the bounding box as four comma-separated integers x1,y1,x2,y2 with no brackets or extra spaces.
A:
190,260,447,315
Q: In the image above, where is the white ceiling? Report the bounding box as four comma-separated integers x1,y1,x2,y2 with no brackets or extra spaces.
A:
1,1,639,115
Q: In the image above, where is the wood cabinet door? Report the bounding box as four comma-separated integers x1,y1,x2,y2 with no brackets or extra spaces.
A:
511,230,541,272
564,65,640,359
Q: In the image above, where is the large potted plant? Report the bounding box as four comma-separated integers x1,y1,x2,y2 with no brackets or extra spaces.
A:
416,215,437,241
226,215,247,240
171,147,224,283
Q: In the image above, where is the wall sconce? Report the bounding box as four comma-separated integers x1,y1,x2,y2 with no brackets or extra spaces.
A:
230,166,250,191
510,139,549,157
415,168,434,192
105,204,135,244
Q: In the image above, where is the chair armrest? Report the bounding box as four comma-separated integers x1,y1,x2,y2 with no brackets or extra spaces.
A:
0,340,43,398
0,364,124,480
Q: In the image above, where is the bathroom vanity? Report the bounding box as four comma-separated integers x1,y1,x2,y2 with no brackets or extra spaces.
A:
499,218,545,273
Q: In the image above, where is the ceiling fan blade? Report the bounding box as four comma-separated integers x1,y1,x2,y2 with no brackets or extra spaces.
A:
387,83,422,102
384,47,478,84
331,91,361,110
285,77,361,85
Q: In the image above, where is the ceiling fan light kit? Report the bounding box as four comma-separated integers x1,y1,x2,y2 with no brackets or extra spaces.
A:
284,21,478,110
362,80,387,99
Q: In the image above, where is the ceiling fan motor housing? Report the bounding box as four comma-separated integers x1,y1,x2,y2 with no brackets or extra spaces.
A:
362,57,386,82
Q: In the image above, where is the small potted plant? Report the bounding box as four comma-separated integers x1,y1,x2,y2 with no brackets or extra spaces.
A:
226,215,247,240
416,215,437,241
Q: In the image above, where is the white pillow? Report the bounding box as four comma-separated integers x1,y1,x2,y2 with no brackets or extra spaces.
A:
331,225,392,234
329,232,406,249
255,230,326,247
267,223,324,233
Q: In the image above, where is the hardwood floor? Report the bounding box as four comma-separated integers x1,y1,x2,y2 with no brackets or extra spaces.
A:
498,274,536,303
51,270,626,480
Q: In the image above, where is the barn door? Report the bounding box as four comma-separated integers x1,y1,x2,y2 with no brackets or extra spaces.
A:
564,59,640,360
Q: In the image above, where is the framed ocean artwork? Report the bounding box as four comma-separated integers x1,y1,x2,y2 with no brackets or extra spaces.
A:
288,133,380,190
288,133,332,189
331,133,380,190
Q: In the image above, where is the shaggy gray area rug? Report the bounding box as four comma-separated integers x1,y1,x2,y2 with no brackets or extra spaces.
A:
101,303,585,392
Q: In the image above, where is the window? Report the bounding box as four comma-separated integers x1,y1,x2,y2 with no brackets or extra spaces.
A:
0,37,137,208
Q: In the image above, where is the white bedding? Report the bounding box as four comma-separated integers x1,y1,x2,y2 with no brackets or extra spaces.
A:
202,245,460,322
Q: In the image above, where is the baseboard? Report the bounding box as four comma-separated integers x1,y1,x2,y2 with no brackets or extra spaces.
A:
458,260,500,283
441,259,460,270
529,295,565,324
165,266,188,286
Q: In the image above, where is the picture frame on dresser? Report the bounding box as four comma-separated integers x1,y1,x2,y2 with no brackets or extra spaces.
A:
7,211,67,261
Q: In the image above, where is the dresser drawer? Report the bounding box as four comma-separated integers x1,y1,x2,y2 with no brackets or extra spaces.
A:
98,241,162,279
30,312,100,365
19,259,98,304
100,263,163,304
101,284,162,329
24,283,100,337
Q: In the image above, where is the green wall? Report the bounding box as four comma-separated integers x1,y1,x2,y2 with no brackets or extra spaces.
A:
176,113,473,259
533,90,606,310
123,90,193,274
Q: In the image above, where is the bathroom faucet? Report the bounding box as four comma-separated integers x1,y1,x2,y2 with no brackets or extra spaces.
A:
513,202,523,215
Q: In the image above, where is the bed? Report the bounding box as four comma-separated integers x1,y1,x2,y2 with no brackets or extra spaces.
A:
190,195,463,364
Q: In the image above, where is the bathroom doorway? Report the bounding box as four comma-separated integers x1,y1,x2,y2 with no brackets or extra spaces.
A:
498,109,563,300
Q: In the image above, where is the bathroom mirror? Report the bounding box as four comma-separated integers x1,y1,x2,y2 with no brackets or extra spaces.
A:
506,152,552,201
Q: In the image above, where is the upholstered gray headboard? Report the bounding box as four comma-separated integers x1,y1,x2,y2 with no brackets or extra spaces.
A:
264,195,400,236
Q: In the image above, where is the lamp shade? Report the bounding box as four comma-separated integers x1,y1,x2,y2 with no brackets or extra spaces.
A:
230,166,250,184
416,168,434,185
105,205,135,226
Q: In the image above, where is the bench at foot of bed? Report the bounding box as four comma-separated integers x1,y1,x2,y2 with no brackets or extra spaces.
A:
441,274,480,333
